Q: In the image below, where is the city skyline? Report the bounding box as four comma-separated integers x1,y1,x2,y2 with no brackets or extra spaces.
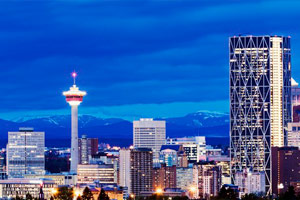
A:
1,1,300,121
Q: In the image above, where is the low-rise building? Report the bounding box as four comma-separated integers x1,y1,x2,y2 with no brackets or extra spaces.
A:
159,145,188,167
166,137,206,163
140,188,186,197
24,172,77,186
287,122,300,147
77,164,116,185
0,178,56,200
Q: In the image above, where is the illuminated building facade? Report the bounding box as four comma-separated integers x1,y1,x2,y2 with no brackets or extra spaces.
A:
193,162,222,199
133,118,166,165
77,164,116,185
235,168,265,196
0,179,56,200
166,136,206,162
78,135,98,164
176,167,193,191
7,128,45,178
153,164,176,190
230,36,292,194
119,148,131,194
63,72,86,172
159,145,188,167
130,148,153,195
271,147,300,195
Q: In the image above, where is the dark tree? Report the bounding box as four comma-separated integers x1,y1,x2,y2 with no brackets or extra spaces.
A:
97,188,109,200
82,187,94,200
241,193,261,200
279,186,297,200
212,186,238,200
26,193,33,200
77,196,83,200
16,195,23,200
50,196,54,200
54,186,74,200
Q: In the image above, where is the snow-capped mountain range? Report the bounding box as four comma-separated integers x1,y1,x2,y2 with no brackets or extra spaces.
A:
0,111,229,147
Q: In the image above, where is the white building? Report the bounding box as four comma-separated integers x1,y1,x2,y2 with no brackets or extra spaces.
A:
133,118,166,165
166,136,206,162
24,172,77,186
0,178,56,200
176,167,193,191
7,128,45,178
119,149,131,194
235,169,265,196
288,122,300,147
77,164,116,185
192,162,222,199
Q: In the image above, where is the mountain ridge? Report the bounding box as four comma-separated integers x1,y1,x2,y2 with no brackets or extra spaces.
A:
0,111,229,147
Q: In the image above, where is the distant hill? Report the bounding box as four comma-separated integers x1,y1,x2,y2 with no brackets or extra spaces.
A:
0,111,229,147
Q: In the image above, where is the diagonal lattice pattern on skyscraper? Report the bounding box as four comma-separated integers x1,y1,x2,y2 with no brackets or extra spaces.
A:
229,36,291,195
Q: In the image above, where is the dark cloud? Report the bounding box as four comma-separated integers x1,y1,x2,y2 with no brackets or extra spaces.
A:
0,0,299,114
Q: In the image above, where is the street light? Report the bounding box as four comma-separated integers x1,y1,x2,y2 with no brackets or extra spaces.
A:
156,188,163,195
189,186,197,193
189,186,197,199
75,191,81,196
51,188,58,195
130,194,135,200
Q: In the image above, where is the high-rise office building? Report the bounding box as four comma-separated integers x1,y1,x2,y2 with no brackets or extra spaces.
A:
7,128,45,178
193,162,222,199
78,135,98,164
176,167,193,191
133,118,166,165
291,78,300,122
130,148,153,195
63,72,86,172
235,169,265,196
271,147,300,195
230,35,292,194
153,164,176,190
119,148,131,194
166,136,206,162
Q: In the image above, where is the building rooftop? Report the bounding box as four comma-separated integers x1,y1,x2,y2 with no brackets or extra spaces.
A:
160,145,182,151
0,178,55,184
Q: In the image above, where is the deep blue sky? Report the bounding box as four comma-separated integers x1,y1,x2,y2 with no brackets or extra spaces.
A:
1,0,300,121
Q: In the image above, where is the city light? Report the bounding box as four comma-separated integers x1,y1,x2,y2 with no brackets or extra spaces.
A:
74,190,81,196
155,188,163,194
72,72,77,78
189,186,197,193
51,188,58,195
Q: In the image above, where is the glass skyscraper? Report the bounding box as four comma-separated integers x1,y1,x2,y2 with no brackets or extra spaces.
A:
7,128,45,178
229,35,291,194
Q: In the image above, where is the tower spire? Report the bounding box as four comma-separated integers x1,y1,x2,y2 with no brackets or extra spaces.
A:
72,71,77,85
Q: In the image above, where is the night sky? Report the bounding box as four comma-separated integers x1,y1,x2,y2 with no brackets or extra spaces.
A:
0,0,300,121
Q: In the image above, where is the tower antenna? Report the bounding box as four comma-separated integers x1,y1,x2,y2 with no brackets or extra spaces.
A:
72,71,77,85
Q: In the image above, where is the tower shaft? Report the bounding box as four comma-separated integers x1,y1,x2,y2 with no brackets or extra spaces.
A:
71,105,79,172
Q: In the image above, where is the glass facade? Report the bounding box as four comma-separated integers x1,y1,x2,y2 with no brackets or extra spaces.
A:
7,128,45,178
229,36,291,195
133,118,166,165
